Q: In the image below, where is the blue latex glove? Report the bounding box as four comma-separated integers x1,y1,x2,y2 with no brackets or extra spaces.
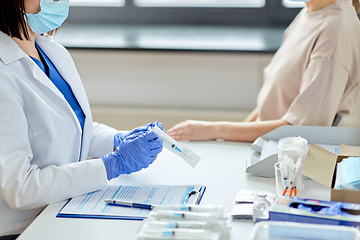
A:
296,202,352,217
114,122,165,149
101,127,163,180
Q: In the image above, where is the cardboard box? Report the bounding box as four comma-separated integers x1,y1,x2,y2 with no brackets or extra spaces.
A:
269,196,360,227
302,144,360,204
246,126,360,178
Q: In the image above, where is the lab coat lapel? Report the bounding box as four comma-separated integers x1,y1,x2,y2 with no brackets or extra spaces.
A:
28,58,65,99
0,33,90,161
0,32,25,65
35,35,92,119
0,32,64,100
35,35,93,161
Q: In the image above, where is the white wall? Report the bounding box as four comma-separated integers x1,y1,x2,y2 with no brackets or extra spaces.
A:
69,50,273,130
69,50,360,130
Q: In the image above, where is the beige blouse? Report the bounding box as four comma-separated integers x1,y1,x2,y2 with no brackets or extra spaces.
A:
257,0,360,126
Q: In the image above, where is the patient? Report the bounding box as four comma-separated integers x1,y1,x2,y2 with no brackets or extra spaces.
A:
168,0,360,142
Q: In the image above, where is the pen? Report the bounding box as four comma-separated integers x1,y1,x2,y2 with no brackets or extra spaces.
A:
105,199,155,210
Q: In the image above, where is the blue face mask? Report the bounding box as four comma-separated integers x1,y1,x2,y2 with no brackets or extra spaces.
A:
26,0,70,34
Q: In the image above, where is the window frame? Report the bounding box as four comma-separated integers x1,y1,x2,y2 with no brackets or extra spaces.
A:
66,0,302,27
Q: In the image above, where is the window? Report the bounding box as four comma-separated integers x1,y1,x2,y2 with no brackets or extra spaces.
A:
69,0,124,7
135,0,265,8
70,0,265,7
282,0,305,8
66,0,302,27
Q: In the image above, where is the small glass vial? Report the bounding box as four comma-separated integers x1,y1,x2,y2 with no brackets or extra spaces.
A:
252,191,271,223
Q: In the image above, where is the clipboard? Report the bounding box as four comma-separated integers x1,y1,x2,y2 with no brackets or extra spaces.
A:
57,184,206,220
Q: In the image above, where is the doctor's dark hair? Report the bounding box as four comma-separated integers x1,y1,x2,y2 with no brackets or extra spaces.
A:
0,0,30,40
0,0,57,40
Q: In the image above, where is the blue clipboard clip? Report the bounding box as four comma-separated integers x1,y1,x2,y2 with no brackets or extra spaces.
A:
184,187,205,204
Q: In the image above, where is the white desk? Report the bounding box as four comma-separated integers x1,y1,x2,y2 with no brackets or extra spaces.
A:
17,140,330,240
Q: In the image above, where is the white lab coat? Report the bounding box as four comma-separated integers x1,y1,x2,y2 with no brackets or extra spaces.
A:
0,32,117,236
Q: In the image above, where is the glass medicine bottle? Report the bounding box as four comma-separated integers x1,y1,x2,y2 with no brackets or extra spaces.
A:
252,191,271,223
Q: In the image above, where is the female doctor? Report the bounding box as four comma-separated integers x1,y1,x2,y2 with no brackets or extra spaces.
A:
167,0,360,142
0,0,164,238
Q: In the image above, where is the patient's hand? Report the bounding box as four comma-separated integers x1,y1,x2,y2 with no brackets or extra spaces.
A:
167,120,218,141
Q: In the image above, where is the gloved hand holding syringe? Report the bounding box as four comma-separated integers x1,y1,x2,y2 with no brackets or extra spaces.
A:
153,124,201,168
